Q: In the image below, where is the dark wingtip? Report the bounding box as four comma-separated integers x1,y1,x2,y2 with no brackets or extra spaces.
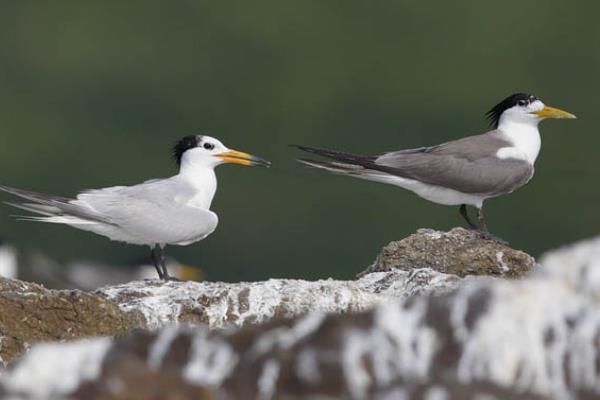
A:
289,144,310,150
0,185,18,196
295,158,334,171
296,158,318,165
288,144,329,155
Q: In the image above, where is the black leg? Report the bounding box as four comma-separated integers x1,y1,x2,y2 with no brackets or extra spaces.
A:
459,204,478,229
150,245,165,280
157,245,180,281
157,245,171,280
475,207,508,244
476,207,488,233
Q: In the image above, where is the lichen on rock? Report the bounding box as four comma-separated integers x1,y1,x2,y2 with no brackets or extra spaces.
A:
0,228,534,366
3,255,600,399
3,229,600,399
97,268,468,330
360,227,536,278
0,278,132,365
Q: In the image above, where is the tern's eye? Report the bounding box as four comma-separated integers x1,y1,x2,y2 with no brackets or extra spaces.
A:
517,99,528,106
203,142,215,150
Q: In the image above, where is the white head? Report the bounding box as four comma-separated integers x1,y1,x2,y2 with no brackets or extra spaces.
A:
486,93,576,129
173,134,271,170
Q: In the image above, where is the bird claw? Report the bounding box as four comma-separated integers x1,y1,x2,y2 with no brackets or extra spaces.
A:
477,230,509,245
161,276,181,282
465,225,509,245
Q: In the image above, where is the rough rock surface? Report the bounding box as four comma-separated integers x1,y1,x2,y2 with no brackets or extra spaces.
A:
0,228,531,366
539,234,600,272
361,227,536,278
99,268,471,330
0,268,469,366
2,250,599,400
0,278,132,366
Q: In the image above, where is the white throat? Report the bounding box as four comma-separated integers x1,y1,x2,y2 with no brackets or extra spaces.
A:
496,118,542,164
177,158,218,209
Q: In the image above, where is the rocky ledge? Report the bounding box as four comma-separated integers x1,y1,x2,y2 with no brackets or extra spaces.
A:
0,227,554,399
361,227,536,277
0,228,529,365
0,278,132,366
0,235,597,399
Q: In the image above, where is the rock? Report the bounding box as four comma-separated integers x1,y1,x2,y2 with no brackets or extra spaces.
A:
76,332,213,400
100,228,531,331
0,278,132,366
98,268,470,330
538,235,600,301
2,253,599,400
0,268,473,365
539,235,600,272
360,227,536,278
1,228,528,365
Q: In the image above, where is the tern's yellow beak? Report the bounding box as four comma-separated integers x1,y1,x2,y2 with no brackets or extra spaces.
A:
214,149,271,167
532,105,576,120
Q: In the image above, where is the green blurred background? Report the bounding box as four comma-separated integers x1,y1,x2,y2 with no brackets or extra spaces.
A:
0,1,597,282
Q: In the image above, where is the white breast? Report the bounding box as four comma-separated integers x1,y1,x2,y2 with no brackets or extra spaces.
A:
177,167,218,210
495,121,542,164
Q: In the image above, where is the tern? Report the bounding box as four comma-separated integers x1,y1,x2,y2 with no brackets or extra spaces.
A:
27,252,202,290
292,93,575,240
0,135,270,280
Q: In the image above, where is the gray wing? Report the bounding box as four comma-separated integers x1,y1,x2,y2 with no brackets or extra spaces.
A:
375,132,534,196
76,178,218,239
76,179,191,225
293,132,534,197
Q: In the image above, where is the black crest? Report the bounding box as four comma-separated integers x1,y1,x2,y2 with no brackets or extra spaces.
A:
485,93,537,128
172,135,202,165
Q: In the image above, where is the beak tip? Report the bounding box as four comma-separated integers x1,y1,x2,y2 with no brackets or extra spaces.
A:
254,158,271,168
217,150,271,167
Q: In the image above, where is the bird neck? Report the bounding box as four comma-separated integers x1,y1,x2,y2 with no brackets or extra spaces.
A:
497,119,542,164
177,161,218,209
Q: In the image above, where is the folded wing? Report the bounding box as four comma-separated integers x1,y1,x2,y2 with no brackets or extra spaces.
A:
292,132,534,197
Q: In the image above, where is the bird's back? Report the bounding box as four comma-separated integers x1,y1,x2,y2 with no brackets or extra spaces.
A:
374,131,534,197
74,177,219,246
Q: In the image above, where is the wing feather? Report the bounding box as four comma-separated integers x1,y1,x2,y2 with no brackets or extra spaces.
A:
293,131,534,196
0,185,116,225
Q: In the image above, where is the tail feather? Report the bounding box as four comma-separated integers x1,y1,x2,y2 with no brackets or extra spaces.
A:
14,215,58,223
0,185,72,205
0,184,115,225
14,215,99,225
290,144,376,166
292,143,403,175
297,157,393,185
297,158,366,174
4,202,60,217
